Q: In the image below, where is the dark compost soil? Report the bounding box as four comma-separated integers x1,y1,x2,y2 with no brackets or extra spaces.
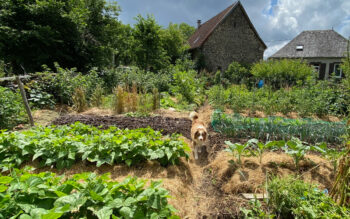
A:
53,115,192,139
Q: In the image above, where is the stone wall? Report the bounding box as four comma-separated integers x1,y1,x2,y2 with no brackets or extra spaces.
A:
200,6,265,72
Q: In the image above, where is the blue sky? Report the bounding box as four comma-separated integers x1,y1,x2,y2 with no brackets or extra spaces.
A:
114,0,350,58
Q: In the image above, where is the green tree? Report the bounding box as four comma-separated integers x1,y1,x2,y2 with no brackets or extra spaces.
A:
161,23,190,63
0,0,121,73
133,14,169,71
178,22,196,39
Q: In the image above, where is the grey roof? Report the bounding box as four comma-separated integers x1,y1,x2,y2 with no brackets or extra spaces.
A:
270,30,349,59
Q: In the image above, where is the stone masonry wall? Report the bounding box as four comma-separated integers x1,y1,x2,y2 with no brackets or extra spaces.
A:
201,6,265,72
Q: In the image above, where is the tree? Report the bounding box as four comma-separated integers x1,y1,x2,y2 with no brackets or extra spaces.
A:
161,23,190,63
0,0,121,73
178,23,196,40
133,14,169,71
0,0,85,73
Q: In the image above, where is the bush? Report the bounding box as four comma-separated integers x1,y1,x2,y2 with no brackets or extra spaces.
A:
251,59,314,88
217,61,253,87
171,69,205,105
268,177,350,218
0,86,27,129
32,64,103,105
208,81,348,117
100,66,172,93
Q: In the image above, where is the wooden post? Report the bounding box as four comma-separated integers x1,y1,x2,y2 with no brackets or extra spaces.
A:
16,76,34,126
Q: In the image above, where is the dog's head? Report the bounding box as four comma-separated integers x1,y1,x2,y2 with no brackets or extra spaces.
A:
194,128,207,142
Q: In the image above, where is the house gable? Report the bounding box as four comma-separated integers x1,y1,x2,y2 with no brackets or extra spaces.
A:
188,1,267,50
194,2,266,71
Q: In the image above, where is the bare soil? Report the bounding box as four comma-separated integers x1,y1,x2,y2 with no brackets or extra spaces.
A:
27,106,335,218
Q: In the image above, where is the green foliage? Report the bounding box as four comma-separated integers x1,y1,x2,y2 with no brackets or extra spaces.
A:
0,123,190,171
171,69,205,105
33,64,103,105
240,199,274,219
208,81,349,117
0,0,122,72
0,170,177,218
225,140,253,165
216,61,253,86
211,111,346,144
28,87,55,109
282,138,311,170
100,66,172,93
268,177,350,218
251,59,314,88
133,15,169,71
0,86,27,129
161,23,190,63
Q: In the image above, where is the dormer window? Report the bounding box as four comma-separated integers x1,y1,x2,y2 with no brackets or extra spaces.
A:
296,45,304,51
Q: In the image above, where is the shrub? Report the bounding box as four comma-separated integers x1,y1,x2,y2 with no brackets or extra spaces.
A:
32,64,103,105
100,66,172,93
0,86,27,129
208,82,348,117
28,87,55,109
251,59,314,88
221,61,253,86
268,177,350,218
171,69,205,105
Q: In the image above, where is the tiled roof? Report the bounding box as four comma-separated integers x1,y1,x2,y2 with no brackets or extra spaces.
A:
270,30,349,59
188,1,266,49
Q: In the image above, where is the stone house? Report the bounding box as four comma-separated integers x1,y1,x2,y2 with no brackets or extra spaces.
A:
188,1,267,72
270,30,349,79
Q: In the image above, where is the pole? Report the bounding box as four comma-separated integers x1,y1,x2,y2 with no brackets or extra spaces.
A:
16,76,34,126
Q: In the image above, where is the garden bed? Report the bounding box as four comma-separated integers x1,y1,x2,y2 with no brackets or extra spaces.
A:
53,114,192,139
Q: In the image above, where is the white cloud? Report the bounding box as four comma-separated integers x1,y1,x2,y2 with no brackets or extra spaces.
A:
116,0,350,58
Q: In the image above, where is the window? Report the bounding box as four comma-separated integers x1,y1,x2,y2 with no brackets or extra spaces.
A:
296,45,304,51
334,63,342,78
311,64,320,74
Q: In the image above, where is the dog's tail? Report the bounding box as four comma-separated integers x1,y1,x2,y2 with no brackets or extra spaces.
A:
189,111,199,121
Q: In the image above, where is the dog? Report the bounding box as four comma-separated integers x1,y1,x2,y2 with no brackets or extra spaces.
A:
190,111,208,160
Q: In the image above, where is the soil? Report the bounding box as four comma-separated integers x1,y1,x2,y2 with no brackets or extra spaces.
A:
26,105,335,218
52,114,192,139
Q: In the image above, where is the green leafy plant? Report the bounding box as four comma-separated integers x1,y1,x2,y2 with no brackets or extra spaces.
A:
249,139,284,164
224,141,252,165
0,170,178,218
283,138,310,170
28,88,55,109
212,111,346,144
0,86,27,129
268,177,350,218
240,199,274,219
0,123,190,170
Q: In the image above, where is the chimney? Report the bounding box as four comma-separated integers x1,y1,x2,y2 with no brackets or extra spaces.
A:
197,20,201,29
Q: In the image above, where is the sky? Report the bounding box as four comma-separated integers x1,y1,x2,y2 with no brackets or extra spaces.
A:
114,0,350,59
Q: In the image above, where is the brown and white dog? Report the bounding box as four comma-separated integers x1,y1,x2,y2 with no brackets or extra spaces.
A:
190,112,208,160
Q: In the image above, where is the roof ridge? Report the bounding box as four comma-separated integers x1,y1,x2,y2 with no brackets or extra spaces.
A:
188,1,266,49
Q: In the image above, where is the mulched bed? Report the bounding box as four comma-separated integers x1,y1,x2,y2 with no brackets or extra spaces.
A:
52,115,192,139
